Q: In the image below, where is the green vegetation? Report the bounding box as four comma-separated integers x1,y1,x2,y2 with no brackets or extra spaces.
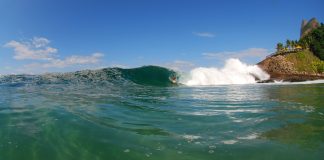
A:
275,23,324,60
276,42,284,51
272,20,324,74
285,50,323,73
276,39,300,51
275,39,302,55
307,24,324,60
275,20,324,61
312,61,324,73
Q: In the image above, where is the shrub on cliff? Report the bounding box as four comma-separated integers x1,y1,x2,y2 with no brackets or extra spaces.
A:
312,61,324,73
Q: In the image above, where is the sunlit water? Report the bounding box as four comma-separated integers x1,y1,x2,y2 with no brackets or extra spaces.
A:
0,82,324,160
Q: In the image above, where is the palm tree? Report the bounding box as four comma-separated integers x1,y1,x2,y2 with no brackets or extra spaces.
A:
302,36,312,49
299,39,307,49
295,40,299,48
286,39,291,49
291,40,295,49
276,42,284,52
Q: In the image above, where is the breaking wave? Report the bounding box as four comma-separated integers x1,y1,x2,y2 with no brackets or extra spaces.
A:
182,58,270,86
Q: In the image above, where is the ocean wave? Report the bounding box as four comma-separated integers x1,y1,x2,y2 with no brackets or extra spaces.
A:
0,66,178,87
1,59,323,88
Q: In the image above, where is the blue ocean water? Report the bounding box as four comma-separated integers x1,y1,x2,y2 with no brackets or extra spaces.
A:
0,66,323,160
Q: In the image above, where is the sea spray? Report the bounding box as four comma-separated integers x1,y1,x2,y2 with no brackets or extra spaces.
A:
183,58,270,86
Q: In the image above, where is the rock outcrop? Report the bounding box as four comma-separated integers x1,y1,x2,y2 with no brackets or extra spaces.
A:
257,18,324,82
258,53,324,82
258,55,296,74
300,18,319,39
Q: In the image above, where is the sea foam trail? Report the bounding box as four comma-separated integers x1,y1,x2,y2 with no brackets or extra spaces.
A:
182,58,270,86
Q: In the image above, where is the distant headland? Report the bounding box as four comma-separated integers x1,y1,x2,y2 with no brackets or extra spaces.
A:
258,18,324,82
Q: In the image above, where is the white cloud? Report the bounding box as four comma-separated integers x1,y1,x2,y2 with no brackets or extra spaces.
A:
32,37,50,48
4,37,57,60
44,53,104,68
202,48,270,60
193,32,215,38
30,53,104,68
164,60,195,71
4,37,105,73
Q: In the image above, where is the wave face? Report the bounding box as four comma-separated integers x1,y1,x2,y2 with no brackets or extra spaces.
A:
120,66,177,86
182,59,270,86
0,66,178,87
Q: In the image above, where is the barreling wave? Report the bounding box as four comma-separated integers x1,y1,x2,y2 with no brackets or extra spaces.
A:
0,66,178,87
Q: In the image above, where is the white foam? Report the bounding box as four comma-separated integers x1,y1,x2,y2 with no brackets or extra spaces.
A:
182,58,269,86
237,133,258,140
272,79,324,85
221,140,237,144
182,135,201,142
183,135,200,139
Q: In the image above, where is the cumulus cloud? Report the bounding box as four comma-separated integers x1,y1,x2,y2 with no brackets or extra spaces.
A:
42,53,104,68
4,37,105,73
202,48,271,59
32,37,50,48
164,60,195,71
193,32,215,38
4,37,57,60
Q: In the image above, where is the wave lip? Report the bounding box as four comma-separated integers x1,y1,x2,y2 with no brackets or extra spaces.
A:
183,58,270,86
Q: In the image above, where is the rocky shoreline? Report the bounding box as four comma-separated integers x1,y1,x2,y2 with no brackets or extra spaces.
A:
257,73,324,83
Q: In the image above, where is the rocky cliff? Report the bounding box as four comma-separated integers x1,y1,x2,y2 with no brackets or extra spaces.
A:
258,51,324,82
300,18,319,39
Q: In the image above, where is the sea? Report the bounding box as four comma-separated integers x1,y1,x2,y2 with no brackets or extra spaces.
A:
0,60,324,160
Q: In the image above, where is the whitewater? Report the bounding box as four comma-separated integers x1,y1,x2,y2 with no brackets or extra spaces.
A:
181,58,270,86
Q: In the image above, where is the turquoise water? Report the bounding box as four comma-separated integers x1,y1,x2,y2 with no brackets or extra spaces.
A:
0,67,324,160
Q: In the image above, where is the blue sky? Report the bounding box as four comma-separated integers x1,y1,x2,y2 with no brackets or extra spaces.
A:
0,0,323,74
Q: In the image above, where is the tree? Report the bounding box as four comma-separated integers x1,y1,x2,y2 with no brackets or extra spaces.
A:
276,43,284,52
299,39,308,49
309,25,324,60
286,39,291,49
291,40,296,48
295,40,299,47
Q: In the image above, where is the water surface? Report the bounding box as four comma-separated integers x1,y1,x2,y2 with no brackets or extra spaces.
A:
0,69,323,160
